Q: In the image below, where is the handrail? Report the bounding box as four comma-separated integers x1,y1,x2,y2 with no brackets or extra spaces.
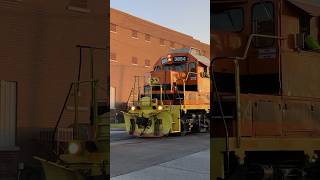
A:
147,84,163,105
211,34,284,148
174,78,185,108
211,34,284,65
237,34,284,60
185,72,197,81
174,72,198,108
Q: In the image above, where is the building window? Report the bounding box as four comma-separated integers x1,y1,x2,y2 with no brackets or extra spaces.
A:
145,59,150,67
252,2,275,47
131,30,138,39
160,39,165,46
145,34,151,42
110,53,117,62
110,23,117,33
170,41,175,49
67,0,90,13
132,57,138,65
202,50,206,56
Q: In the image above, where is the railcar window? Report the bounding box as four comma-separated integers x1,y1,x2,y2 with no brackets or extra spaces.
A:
212,8,244,32
299,15,311,36
252,2,275,47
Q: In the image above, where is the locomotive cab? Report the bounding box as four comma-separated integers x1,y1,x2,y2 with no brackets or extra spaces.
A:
211,0,320,179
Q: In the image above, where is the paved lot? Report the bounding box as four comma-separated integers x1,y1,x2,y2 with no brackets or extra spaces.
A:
111,128,133,142
111,149,209,180
110,132,209,178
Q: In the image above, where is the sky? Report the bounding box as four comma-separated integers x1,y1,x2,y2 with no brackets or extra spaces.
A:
110,0,210,44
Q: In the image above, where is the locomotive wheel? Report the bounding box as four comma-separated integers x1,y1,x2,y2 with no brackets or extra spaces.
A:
180,120,187,136
180,114,189,136
199,113,210,133
129,119,135,135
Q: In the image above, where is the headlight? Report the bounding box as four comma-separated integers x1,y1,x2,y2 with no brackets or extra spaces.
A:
68,142,81,155
157,105,163,111
131,106,136,111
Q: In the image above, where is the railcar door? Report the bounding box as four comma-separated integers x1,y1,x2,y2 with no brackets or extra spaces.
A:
186,61,197,91
245,0,281,95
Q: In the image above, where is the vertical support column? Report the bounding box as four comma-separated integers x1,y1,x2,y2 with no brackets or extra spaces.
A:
212,139,226,180
234,60,241,148
183,80,186,108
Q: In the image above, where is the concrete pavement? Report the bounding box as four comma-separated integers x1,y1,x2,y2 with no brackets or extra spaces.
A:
111,132,209,178
110,128,134,142
111,149,209,180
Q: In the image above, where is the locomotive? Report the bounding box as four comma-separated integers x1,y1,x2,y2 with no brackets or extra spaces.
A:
123,48,210,137
211,0,320,179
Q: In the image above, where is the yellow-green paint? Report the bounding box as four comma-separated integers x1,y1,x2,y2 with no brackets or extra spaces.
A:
123,107,176,137
34,157,86,180
124,96,210,137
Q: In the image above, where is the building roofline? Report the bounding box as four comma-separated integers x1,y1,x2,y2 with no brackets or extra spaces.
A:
110,8,209,46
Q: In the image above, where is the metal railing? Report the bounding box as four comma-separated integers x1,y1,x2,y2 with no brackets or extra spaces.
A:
175,72,198,108
211,34,284,148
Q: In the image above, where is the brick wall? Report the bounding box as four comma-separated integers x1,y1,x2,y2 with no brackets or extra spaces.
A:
0,0,108,164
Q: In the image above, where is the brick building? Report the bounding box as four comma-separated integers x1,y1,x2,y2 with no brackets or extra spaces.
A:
110,8,210,109
0,0,108,177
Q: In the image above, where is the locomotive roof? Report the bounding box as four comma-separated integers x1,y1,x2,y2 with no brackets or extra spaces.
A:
169,48,210,67
211,0,320,16
287,0,320,17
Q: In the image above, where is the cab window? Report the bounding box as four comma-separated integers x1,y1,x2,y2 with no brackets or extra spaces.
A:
199,65,209,78
154,66,161,72
163,63,187,72
188,62,197,78
212,8,244,32
252,2,275,47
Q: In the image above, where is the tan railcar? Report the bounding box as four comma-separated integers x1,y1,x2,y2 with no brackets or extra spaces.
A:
211,0,320,179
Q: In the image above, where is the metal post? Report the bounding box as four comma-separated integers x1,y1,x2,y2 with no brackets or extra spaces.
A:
78,47,82,81
234,60,241,148
160,85,163,105
133,76,136,106
138,77,140,102
150,85,152,103
183,80,186,107
89,48,97,125
74,82,79,140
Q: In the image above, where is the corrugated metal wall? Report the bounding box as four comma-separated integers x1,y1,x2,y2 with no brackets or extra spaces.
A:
0,81,17,149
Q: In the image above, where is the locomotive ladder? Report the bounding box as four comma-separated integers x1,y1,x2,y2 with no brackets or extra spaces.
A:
127,76,144,108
